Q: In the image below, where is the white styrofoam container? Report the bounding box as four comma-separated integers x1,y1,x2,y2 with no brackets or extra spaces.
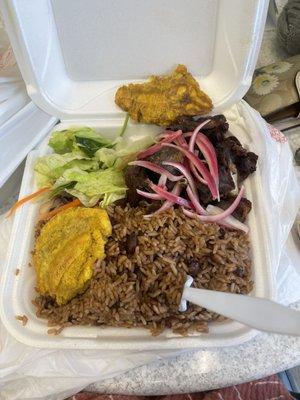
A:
0,87,29,127
0,107,275,350
0,102,57,188
0,0,272,349
1,0,268,120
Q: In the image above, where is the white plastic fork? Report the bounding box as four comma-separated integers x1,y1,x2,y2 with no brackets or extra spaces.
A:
180,276,300,336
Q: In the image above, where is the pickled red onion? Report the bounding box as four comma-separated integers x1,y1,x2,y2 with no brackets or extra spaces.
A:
175,135,188,148
136,190,164,201
190,162,207,185
148,181,192,208
158,174,167,187
182,186,245,222
162,161,198,195
156,129,181,139
186,122,219,192
186,186,206,214
188,120,211,153
206,205,249,233
137,130,183,159
143,182,182,218
162,143,218,199
129,160,183,182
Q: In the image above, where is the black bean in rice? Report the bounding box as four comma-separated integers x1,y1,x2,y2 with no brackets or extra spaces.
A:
34,204,253,336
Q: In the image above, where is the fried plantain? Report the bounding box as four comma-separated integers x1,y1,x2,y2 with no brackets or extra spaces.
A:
115,64,213,126
33,207,111,305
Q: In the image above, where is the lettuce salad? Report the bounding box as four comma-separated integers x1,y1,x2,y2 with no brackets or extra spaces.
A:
34,118,155,207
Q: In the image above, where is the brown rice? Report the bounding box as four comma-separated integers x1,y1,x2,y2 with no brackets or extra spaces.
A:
34,204,253,336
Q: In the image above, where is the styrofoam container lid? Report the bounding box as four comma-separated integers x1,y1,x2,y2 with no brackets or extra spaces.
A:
1,0,268,121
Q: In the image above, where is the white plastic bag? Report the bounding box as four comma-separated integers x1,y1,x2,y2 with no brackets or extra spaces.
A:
0,101,299,400
225,100,300,290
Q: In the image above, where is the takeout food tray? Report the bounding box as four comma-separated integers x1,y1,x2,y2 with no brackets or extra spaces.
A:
0,103,275,349
0,0,273,349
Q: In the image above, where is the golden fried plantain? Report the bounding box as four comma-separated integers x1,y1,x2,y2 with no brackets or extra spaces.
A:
33,207,111,305
115,64,213,126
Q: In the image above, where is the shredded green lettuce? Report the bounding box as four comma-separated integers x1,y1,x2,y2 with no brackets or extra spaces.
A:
49,127,112,155
96,133,155,169
35,120,156,207
52,167,127,207
100,192,125,208
34,153,99,187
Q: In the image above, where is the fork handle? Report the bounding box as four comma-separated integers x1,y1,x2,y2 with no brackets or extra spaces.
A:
183,287,300,336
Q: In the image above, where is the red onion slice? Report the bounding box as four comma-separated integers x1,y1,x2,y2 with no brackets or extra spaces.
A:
185,128,219,190
187,133,218,190
190,162,207,185
162,161,198,194
156,130,182,140
158,173,167,187
196,134,218,179
161,161,207,213
188,120,211,154
181,131,207,184
136,189,164,201
143,182,182,218
129,160,183,182
174,136,207,184
149,181,192,208
206,205,249,233
195,139,218,180
137,143,163,160
195,138,219,200
186,186,206,214
162,143,218,199
137,130,183,159
183,186,245,222
175,135,188,148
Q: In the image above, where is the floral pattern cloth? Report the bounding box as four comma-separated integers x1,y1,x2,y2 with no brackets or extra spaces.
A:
0,45,16,69
244,55,300,117
0,12,16,70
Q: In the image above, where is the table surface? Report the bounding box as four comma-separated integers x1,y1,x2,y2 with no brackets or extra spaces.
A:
89,322,300,395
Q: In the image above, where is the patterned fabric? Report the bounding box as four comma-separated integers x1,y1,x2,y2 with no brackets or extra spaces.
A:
244,55,300,118
0,45,16,69
68,375,293,400
268,124,288,143
0,11,16,70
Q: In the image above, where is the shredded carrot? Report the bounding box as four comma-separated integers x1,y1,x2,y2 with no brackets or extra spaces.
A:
39,198,82,221
6,187,51,218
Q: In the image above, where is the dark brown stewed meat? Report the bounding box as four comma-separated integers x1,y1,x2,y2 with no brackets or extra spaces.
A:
197,164,235,205
218,165,235,197
168,118,258,184
124,147,184,206
216,197,252,222
224,136,258,182
124,165,149,206
146,147,184,173
124,114,257,224
168,114,229,146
